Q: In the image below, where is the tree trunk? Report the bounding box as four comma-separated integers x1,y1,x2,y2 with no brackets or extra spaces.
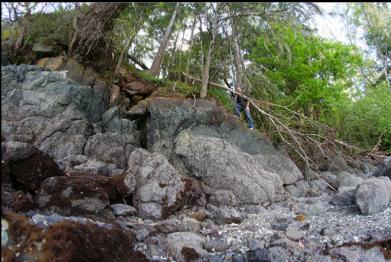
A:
185,14,197,76
164,30,180,78
114,16,144,74
232,19,244,92
200,15,217,99
149,2,180,77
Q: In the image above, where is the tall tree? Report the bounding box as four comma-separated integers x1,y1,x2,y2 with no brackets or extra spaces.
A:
149,2,180,77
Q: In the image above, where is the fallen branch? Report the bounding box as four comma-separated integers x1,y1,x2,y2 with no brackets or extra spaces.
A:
127,54,149,70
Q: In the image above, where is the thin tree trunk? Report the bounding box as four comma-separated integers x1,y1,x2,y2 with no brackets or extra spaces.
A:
149,2,180,77
164,30,180,78
114,17,143,74
185,14,197,76
200,15,217,98
232,18,244,92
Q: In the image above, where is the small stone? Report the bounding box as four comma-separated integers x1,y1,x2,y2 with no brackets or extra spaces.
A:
136,228,150,241
110,204,137,216
248,239,265,250
192,211,207,222
285,227,304,241
294,214,305,222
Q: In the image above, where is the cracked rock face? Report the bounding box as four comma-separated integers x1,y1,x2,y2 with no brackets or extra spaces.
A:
127,148,202,219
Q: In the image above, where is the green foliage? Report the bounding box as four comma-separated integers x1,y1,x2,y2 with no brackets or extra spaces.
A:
208,87,234,113
137,70,164,86
331,83,391,151
25,9,74,48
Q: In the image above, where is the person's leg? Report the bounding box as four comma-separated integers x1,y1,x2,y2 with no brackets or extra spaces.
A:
244,107,255,129
233,103,242,117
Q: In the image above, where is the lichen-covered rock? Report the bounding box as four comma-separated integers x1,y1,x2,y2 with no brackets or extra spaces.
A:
128,148,202,219
356,177,391,215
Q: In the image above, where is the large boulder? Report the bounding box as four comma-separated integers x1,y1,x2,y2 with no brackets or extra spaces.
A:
174,125,284,205
127,148,202,219
355,177,391,215
139,97,302,186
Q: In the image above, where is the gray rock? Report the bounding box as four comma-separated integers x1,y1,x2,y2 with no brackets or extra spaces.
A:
207,204,244,225
84,133,139,169
285,180,309,198
285,227,304,241
331,186,356,207
102,106,137,134
181,217,201,233
339,173,363,188
372,156,391,179
72,159,111,176
136,228,150,241
356,177,391,215
207,255,224,262
268,246,289,262
248,239,265,250
110,204,137,216
209,190,239,206
320,172,339,189
160,232,206,262
205,238,229,252
175,126,284,205
128,148,201,219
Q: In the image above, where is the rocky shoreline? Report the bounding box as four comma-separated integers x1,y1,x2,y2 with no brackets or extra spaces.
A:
2,64,391,262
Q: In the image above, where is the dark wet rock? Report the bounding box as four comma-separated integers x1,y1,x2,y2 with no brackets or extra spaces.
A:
328,241,390,262
37,174,125,217
232,253,246,262
101,106,137,134
247,248,269,262
128,148,202,219
3,141,63,193
356,177,391,215
2,211,148,262
372,156,391,179
331,186,357,207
